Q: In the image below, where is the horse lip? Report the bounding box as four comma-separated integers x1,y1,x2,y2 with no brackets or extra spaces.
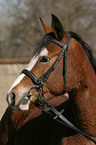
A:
19,95,39,111
8,99,30,111
19,102,30,111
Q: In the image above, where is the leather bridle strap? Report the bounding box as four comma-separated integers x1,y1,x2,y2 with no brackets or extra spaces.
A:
52,38,70,92
22,37,71,90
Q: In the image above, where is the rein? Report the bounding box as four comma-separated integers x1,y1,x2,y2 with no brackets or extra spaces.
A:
22,36,96,144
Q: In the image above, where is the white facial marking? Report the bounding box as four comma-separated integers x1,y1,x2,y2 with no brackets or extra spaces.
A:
7,47,48,96
7,74,25,95
26,47,48,71
15,86,28,105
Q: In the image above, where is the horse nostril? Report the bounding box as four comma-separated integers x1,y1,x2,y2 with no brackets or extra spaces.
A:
8,92,15,106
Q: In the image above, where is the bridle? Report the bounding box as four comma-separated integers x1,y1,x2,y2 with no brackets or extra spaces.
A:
22,36,96,144
23,36,71,92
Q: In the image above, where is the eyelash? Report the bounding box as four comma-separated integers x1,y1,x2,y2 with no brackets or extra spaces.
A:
40,56,50,63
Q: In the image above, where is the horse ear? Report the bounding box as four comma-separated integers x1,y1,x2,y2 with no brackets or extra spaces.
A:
39,17,53,33
51,14,64,40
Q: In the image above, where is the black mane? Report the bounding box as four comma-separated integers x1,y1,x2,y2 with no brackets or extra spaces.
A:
68,31,96,74
39,32,56,49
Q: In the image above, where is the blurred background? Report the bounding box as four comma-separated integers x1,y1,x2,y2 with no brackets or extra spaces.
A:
0,0,96,118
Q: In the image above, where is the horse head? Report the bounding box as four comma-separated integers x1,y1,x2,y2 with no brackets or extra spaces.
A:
6,14,96,113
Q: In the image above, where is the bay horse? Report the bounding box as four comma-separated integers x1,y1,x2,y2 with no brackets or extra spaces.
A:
1,14,96,145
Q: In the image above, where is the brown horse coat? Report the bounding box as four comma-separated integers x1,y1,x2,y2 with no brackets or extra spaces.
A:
1,14,96,145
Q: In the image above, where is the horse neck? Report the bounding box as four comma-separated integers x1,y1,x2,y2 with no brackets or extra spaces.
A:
69,66,96,134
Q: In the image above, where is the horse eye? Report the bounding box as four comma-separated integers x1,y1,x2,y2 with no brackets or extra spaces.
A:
40,56,50,63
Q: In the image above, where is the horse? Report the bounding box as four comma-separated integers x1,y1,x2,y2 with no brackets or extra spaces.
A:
1,14,96,145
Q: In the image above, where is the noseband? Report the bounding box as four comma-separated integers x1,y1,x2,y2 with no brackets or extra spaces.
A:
22,36,96,144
